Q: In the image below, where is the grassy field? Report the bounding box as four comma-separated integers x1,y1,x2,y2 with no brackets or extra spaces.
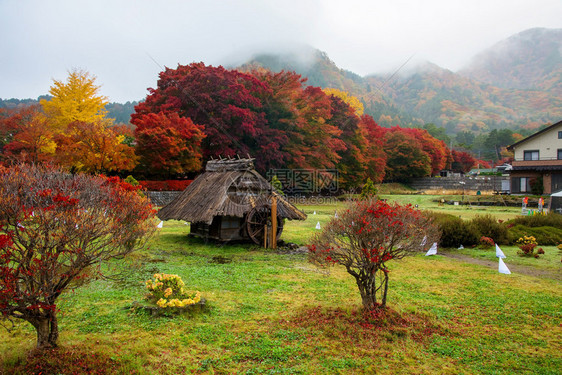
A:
1,197,561,374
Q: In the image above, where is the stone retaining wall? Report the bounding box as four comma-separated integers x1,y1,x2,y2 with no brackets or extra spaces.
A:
409,176,509,193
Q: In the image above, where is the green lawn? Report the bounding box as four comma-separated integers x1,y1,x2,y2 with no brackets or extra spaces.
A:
1,198,561,374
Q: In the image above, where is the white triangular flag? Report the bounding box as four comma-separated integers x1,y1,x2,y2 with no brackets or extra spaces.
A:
184,222,189,225
425,242,438,256
420,235,427,246
495,244,506,259
334,212,338,218
458,244,464,249
313,211,316,215
315,221,321,230
157,221,163,228
498,258,511,274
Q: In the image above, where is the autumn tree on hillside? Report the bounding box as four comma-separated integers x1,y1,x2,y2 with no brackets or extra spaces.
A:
41,69,109,130
285,85,346,170
402,127,451,175
133,111,205,178
252,70,345,172
384,128,431,182
451,150,476,173
132,63,269,163
323,88,365,116
326,94,367,188
0,164,156,348
134,66,354,175
359,115,387,183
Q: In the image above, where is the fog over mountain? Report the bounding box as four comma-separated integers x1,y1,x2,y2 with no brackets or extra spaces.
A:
460,28,562,91
2,28,560,135
240,28,562,133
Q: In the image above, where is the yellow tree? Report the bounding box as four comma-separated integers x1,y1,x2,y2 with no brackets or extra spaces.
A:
41,69,109,130
323,88,365,116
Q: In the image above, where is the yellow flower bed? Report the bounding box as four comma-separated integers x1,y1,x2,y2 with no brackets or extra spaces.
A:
516,235,537,246
145,273,202,309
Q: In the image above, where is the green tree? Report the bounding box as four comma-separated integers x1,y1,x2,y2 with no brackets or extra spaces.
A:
360,178,377,199
422,123,450,144
455,131,476,149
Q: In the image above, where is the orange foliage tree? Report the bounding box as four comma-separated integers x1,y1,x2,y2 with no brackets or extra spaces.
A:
383,128,432,182
1,106,56,165
54,120,138,173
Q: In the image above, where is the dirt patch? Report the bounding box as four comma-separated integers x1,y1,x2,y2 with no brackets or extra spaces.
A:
440,251,562,281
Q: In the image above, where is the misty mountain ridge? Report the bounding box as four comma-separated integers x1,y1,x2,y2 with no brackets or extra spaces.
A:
241,28,562,133
2,28,560,135
460,28,562,91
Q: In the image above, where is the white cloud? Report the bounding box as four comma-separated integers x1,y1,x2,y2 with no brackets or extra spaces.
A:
1,0,560,102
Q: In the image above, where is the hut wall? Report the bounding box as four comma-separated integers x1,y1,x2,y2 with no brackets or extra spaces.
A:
189,216,247,241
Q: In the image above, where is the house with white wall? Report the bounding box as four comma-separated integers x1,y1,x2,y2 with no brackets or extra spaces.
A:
507,120,562,194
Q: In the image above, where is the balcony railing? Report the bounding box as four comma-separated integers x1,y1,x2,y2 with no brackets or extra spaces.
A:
514,157,561,162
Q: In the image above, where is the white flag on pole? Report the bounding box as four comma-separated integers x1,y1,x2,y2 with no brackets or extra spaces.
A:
334,212,338,218
458,244,464,249
313,211,316,215
315,221,321,230
420,235,427,246
157,221,163,228
498,258,511,274
425,242,438,256
495,244,506,259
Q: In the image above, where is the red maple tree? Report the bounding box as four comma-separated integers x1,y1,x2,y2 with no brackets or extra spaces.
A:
309,199,439,309
0,164,156,348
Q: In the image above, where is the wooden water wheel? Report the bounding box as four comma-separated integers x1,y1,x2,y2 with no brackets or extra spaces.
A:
245,204,283,245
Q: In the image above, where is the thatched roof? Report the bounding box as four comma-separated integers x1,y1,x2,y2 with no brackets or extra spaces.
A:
157,158,307,224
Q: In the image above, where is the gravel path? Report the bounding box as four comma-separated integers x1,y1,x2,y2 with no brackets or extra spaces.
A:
440,251,562,281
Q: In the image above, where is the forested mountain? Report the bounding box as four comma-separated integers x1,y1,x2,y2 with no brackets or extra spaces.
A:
460,28,562,91
0,97,138,125
241,28,561,134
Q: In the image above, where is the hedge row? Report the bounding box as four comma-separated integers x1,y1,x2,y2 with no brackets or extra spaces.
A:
429,212,562,247
138,180,193,191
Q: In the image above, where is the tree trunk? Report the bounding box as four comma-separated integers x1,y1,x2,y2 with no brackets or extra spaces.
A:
361,292,378,310
30,312,59,349
355,272,389,310
356,275,378,310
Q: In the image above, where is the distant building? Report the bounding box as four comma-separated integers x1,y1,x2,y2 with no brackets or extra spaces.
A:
507,120,562,194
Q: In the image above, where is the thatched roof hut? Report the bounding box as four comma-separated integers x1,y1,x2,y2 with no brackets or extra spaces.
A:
158,158,306,243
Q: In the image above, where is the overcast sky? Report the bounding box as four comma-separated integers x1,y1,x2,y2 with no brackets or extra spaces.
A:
1,0,561,103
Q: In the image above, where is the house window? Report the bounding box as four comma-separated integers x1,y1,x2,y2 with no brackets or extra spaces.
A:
558,149,562,160
558,131,562,139
519,177,530,193
523,150,539,161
